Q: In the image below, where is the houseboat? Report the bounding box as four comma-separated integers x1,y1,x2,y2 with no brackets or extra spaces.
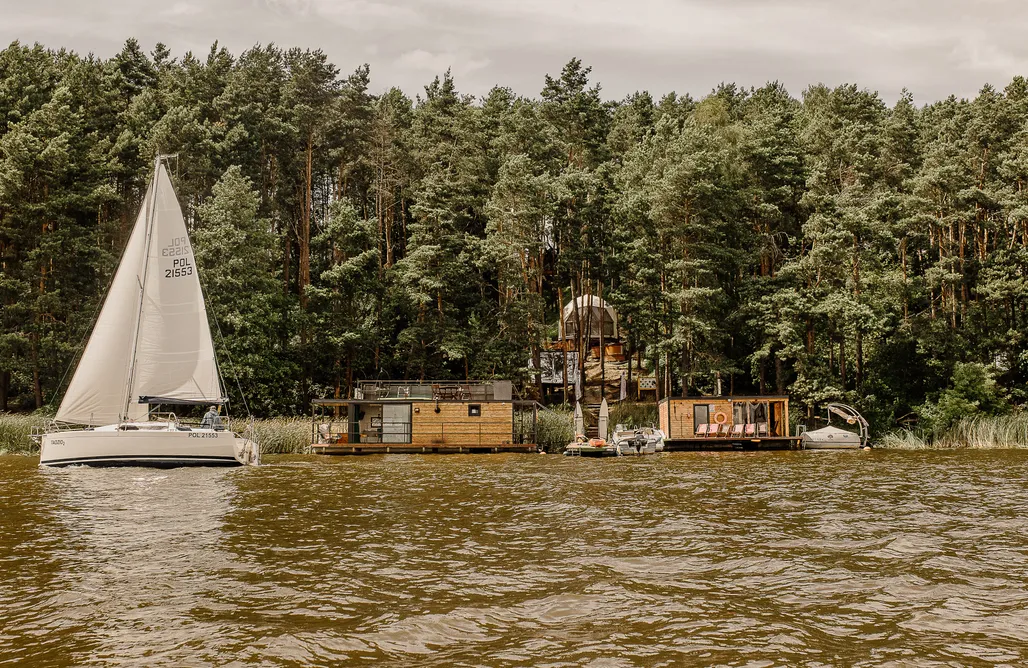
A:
658,395,800,451
311,380,539,455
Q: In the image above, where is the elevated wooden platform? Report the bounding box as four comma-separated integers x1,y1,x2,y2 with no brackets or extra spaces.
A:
664,437,801,452
311,443,539,456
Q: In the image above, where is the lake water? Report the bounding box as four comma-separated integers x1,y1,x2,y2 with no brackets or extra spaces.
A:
2,450,1027,666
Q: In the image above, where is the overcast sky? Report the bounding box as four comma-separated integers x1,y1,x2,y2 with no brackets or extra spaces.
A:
2,0,1026,105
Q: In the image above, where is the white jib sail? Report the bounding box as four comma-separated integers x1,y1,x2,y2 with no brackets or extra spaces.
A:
55,161,222,425
130,163,222,406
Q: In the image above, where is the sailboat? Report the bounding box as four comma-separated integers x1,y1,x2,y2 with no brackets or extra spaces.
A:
37,156,259,467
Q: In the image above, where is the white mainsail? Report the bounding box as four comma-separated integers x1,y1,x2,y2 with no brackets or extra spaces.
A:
56,160,223,425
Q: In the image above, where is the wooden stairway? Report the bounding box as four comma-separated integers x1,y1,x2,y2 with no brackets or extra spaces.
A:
583,403,601,438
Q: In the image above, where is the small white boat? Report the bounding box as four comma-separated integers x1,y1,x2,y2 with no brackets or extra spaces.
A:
801,403,869,450
610,424,666,455
37,156,259,467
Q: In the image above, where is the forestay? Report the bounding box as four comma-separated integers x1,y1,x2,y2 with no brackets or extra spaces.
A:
56,161,223,425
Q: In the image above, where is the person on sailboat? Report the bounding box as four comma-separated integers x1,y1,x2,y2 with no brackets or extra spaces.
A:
201,405,223,430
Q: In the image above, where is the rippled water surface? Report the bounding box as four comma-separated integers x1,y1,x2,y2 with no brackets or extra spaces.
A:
3,450,1028,666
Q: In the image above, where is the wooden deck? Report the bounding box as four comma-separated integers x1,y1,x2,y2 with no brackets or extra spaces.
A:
664,437,802,452
311,443,539,455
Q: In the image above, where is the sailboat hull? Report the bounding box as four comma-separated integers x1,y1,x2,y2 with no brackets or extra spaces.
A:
39,426,258,468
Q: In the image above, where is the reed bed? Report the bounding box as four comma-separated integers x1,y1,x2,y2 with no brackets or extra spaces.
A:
0,413,40,455
880,413,1028,450
536,406,574,453
244,417,312,455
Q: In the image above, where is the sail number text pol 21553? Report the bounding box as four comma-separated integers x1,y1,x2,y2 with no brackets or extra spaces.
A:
162,236,193,279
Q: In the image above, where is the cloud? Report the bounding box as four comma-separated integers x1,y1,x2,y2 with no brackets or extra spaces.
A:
163,3,203,18
3,0,1028,104
395,49,490,76
263,0,313,16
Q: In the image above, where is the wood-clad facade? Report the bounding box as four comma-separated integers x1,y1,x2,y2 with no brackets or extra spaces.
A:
311,381,538,455
658,395,800,450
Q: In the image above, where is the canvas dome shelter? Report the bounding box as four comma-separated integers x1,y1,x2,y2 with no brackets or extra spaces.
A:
561,296,618,342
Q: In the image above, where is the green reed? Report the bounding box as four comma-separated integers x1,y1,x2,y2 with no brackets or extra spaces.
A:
244,417,313,455
880,413,1028,449
536,406,575,453
0,413,41,455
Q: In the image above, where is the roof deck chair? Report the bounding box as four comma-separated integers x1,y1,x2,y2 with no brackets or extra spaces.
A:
716,423,731,437
695,423,709,437
757,422,769,437
744,423,756,437
730,423,744,437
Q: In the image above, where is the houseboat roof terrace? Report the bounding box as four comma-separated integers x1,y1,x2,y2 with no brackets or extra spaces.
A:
346,379,513,402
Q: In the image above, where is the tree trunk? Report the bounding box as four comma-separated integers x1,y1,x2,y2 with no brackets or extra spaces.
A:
626,325,634,400
385,195,395,268
283,234,292,296
376,167,384,278
839,336,847,389
598,280,605,400
855,330,863,392
557,286,569,404
299,133,314,310
569,277,586,395
31,332,42,409
900,237,909,321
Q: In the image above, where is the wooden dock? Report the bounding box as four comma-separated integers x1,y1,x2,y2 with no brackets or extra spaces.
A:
664,437,802,452
311,443,539,455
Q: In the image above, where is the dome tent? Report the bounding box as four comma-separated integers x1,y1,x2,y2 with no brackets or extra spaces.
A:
561,296,618,342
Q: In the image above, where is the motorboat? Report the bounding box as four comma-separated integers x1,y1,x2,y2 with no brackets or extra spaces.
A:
801,403,870,450
36,156,259,467
610,424,666,455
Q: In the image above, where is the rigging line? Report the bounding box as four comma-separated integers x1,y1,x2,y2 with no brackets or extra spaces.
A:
195,263,253,420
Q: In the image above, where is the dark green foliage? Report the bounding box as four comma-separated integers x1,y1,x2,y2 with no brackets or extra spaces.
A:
4,39,1028,429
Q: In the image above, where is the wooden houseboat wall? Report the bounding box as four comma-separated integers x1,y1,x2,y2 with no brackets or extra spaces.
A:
659,396,800,450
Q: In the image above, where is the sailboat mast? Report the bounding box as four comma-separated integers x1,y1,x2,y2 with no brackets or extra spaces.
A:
121,155,164,422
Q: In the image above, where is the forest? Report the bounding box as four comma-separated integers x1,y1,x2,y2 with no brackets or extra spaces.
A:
1,38,1026,435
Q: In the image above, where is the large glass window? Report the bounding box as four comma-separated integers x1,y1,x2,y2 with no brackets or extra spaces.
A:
381,403,412,443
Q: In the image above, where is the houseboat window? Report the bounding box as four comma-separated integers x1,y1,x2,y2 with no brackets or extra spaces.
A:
468,404,481,417
381,403,412,444
693,404,711,433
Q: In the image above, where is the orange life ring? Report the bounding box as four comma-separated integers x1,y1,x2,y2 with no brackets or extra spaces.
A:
713,411,728,425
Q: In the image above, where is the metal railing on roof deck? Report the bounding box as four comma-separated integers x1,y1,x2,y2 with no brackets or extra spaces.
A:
353,380,511,401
